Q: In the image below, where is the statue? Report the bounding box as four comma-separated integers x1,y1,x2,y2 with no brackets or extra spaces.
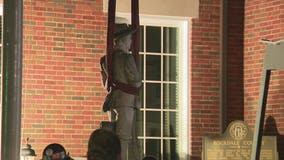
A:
100,20,141,160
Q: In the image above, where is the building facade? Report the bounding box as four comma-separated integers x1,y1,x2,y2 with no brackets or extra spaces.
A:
1,0,284,159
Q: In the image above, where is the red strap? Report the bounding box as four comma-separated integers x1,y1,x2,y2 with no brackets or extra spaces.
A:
106,0,116,92
131,0,140,70
106,0,140,94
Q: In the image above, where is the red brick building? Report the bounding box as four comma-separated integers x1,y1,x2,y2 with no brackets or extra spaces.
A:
1,0,284,159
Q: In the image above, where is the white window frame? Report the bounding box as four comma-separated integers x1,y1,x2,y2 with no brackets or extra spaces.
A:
118,14,190,159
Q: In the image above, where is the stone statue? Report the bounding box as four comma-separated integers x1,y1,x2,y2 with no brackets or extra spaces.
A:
100,21,141,160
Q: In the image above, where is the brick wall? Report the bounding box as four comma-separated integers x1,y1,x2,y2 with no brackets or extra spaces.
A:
244,0,284,158
190,0,221,159
21,0,224,159
22,0,108,158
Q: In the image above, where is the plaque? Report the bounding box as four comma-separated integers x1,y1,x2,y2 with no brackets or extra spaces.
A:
202,120,278,160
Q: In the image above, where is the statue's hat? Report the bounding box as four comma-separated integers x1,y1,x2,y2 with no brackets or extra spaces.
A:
114,23,136,40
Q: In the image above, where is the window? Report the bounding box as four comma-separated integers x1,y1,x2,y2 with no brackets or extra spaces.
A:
132,17,189,159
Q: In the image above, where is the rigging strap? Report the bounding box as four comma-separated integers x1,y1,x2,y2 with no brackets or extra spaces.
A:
106,0,140,95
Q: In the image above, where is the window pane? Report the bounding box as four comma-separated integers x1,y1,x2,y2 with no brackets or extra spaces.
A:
163,56,177,82
163,111,177,137
146,83,161,109
163,83,177,109
139,26,144,52
137,110,144,137
163,27,178,54
146,55,161,81
163,140,179,160
139,54,144,80
146,139,161,159
138,139,144,156
146,26,161,53
146,111,161,137
139,83,144,108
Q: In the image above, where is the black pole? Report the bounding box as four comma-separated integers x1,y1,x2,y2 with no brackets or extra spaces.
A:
1,0,23,159
220,0,228,133
251,69,271,160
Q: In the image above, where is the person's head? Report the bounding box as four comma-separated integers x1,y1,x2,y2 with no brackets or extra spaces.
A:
114,23,136,52
143,156,157,160
87,129,121,160
42,143,71,160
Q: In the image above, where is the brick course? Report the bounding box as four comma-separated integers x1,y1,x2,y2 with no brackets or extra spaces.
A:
190,0,221,158
22,0,108,158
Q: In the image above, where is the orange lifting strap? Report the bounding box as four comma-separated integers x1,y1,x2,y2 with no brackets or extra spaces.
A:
106,0,140,93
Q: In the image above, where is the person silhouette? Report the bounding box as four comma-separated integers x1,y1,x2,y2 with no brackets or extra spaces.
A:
42,143,73,160
264,115,284,159
143,155,157,160
87,129,121,160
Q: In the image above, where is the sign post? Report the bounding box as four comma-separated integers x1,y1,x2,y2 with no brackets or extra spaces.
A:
251,39,284,160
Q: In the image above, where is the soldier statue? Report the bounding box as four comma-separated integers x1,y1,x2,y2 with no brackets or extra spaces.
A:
100,19,141,160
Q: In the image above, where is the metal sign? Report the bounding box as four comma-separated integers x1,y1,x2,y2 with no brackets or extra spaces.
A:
203,120,278,160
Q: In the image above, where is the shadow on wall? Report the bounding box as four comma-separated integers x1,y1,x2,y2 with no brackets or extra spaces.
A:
264,116,284,159
226,0,245,126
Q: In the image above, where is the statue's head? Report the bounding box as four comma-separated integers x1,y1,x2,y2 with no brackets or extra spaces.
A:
114,17,137,52
114,23,136,52
114,23,136,41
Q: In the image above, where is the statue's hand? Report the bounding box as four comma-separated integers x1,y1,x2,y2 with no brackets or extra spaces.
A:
102,92,113,112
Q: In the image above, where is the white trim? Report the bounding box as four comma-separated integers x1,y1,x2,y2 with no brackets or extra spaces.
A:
0,4,2,15
117,13,191,25
179,19,189,160
140,52,178,56
138,136,178,140
143,80,178,84
141,108,178,112
72,157,86,160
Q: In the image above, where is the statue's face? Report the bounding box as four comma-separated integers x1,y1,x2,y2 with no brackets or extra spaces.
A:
123,34,132,50
116,34,132,52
